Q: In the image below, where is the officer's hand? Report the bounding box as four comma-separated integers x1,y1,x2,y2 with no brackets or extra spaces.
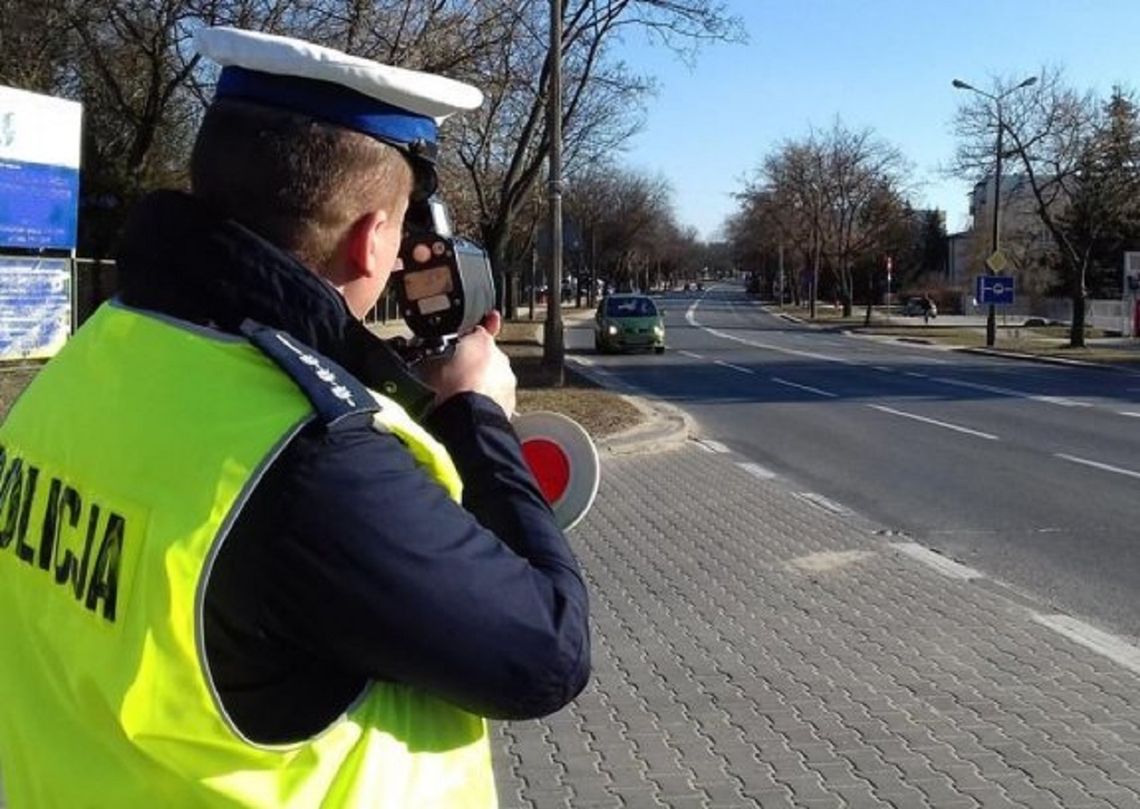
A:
421,325,517,418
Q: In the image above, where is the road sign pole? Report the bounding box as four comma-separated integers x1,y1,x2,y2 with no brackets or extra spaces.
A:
986,116,1004,348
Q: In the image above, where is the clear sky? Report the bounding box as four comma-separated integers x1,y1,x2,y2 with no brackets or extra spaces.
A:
620,0,1140,241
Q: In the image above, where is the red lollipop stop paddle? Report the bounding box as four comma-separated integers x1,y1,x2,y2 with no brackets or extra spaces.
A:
513,411,600,531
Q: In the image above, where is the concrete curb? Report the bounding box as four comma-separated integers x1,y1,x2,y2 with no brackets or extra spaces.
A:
956,344,1140,372
841,329,959,352
599,394,695,456
842,328,1140,373
564,358,695,455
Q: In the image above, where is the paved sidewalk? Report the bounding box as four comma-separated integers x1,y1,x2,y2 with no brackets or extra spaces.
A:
492,445,1140,808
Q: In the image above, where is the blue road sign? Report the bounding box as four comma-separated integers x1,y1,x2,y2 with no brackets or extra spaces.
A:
976,275,1015,305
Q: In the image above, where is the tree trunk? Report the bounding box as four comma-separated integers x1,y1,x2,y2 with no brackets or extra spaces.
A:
810,240,821,319
864,269,874,326
1069,268,1087,348
485,222,515,319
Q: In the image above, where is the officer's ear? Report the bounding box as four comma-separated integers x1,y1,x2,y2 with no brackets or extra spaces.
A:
338,209,390,283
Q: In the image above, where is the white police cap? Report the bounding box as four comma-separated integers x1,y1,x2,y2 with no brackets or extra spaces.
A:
194,26,482,170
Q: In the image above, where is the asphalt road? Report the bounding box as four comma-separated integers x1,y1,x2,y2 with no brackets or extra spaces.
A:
567,283,1140,639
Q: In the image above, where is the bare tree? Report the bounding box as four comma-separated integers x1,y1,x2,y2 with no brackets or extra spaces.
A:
951,69,1140,346
763,139,829,315
0,0,75,93
2,0,743,280
444,0,744,314
726,186,806,304
816,121,912,317
736,122,912,318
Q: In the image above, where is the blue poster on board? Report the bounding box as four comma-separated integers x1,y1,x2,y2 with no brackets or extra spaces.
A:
0,257,71,360
0,160,80,250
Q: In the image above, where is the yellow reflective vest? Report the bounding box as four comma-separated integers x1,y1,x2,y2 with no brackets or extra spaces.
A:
0,302,496,808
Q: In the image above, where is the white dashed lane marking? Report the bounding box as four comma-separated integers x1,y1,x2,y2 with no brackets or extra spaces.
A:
867,405,999,441
1054,454,1140,481
770,377,838,398
715,360,755,375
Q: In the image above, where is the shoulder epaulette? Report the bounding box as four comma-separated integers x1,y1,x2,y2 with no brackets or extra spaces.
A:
241,319,380,427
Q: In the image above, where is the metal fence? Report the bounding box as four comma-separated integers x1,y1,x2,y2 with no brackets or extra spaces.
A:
72,258,118,327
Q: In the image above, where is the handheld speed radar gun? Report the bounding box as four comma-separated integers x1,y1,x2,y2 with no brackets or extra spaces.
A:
391,197,496,362
390,198,600,531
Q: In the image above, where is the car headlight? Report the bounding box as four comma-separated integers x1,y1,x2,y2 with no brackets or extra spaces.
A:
607,324,619,336
653,325,664,337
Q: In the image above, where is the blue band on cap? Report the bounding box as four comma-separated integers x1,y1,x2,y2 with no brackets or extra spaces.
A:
215,66,438,158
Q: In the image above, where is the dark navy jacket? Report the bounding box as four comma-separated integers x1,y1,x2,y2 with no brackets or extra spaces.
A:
115,191,590,743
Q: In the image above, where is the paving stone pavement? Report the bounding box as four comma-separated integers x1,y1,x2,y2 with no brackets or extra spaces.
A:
492,444,1140,809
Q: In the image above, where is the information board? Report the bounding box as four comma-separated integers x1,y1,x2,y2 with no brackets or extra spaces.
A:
0,86,83,250
0,257,71,360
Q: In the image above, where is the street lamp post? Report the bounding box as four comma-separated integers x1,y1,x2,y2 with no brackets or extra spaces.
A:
951,76,1037,347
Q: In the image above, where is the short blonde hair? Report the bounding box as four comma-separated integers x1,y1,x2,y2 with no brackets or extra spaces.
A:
190,99,412,273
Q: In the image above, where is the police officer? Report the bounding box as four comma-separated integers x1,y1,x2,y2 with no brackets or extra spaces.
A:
0,27,589,808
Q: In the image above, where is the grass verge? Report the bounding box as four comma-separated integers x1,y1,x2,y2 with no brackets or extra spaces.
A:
772,304,1140,369
2,325,647,438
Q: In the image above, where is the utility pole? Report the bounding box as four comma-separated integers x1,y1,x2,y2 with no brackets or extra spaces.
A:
952,75,1037,347
988,121,1004,348
542,0,564,383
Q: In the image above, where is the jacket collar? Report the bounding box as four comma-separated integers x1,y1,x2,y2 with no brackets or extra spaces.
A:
115,190,435,418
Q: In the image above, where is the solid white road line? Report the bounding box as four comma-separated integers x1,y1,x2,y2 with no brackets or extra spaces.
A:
867,404,1000,440
1033,614,1140,677
678,350,704,360
1054,453,1140,481
1119,411,1140,418
770,377,838,398
574,356,595,366
930,376,1091,409
737,462,776,480
872,366,893,373
903,371,929,379
1035,396,1093,408
685,299,701,324
715,359,755,374
890,542,984,580
686,299,859,366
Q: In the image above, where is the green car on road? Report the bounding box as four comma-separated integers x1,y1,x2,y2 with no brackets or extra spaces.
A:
594,294,665,354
